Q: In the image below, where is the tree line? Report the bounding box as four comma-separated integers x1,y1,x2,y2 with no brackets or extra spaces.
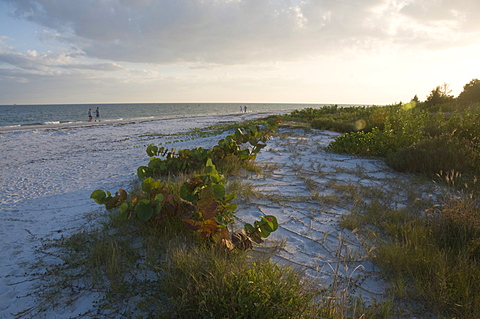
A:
412,78,480,111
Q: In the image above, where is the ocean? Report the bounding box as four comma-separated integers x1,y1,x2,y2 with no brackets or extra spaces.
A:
0,102,326,128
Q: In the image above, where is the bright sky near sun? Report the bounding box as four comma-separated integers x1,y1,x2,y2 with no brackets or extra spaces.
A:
0,0,479,105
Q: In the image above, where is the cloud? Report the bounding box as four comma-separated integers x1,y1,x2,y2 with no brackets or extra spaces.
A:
4,0,479,65
0,45,123,81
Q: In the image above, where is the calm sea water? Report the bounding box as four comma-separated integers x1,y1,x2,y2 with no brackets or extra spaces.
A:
0,103,328,128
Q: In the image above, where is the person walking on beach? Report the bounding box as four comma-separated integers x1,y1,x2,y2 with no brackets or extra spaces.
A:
95,107,100,122
244,105,247,113
88,109,93,122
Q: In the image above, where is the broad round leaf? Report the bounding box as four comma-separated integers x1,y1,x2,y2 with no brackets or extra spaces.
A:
90,190,107,205
212,184,225,200
136,199,153,222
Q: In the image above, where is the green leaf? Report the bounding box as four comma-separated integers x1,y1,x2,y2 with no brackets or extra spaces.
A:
235,128,244,142
224,192,236,202
261,215,279,232
225,202,238,213
136,199,153,221
153,202,162,215
119,202,131,220
137,166,148,179
238,149,251,159
90,190,107,205
244,223,254,233
142,177,162,194
206,158,213,167
180,183,196,202
212,184,225,200
216,215,229,227
146,144,158,157
204,159,218,175
258,228,270,238
248,125,258,135
154,193,164,202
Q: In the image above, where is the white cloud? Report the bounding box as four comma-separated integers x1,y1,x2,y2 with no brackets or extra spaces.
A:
4,0,479,65
0,46,123,79
1,0,480,105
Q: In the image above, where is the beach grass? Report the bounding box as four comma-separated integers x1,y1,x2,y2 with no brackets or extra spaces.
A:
339,176,480,318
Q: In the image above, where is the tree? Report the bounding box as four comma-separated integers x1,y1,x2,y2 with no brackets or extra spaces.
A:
458,78,480,104
439,82,453,97
424,83,454,108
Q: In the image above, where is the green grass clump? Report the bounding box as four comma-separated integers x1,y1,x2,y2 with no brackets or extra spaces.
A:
161,245,313,318
343,185,480,318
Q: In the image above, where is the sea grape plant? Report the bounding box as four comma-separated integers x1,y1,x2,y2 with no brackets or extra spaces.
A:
90,188,127,210
90,177,179,222
138,118,281,178
243,215,279,244
91,118,282,249
180,158,238,243
90,159,279,249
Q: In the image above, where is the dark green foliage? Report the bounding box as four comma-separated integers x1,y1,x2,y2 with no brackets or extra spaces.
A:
285,105,380,133
90,188,127,210
138,118,281,178
444,107,480,147
243,215,279,244
458,79,480,104
386,135,480,177
324,105,426,157
423,83,454,111
288,105,341,122
325,128,399,157
319,86,480,178
310,118,356,133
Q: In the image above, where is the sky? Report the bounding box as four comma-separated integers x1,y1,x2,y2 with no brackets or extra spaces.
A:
0,0,479,105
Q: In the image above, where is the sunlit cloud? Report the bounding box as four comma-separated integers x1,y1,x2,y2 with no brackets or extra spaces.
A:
4,0,478,65
0,0,479,104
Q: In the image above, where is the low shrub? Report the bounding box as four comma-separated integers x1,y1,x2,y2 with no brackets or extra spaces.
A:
311,118,355,133
325,128,400,157
386,135,480,177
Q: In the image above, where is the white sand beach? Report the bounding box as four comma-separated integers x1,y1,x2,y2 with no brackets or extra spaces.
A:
0,112,435,317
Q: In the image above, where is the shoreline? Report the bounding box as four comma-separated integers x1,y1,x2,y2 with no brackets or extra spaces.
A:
0,111,278,133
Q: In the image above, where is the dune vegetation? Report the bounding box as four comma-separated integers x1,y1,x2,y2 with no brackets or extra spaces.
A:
28,79,480,318
284,78,480,318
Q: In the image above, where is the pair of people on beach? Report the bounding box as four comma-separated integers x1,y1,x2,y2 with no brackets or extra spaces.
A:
88,107,100,122
239,105,248,113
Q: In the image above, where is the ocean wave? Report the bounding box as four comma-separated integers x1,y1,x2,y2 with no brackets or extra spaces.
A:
43,121,61,125
102,118,124,122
